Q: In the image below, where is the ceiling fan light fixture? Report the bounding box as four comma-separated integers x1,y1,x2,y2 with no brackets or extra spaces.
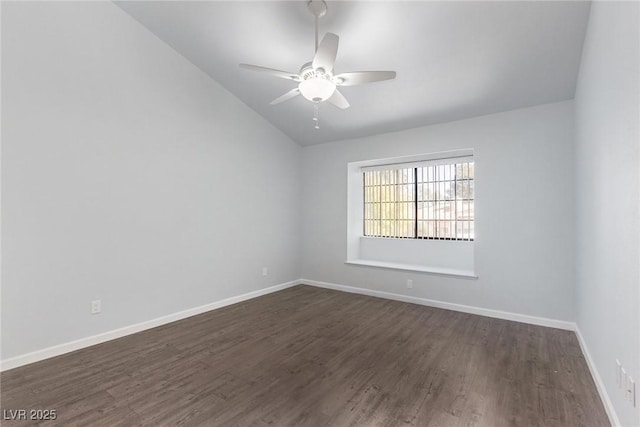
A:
298,77,336,102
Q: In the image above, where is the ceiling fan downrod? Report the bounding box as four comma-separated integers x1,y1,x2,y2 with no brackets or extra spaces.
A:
308,0,327,53
309,0,327,129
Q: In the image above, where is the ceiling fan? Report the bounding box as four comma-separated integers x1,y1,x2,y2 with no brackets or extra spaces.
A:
239,0,396,129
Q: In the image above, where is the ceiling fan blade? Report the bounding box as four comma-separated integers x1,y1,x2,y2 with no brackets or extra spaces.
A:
328,89,350,109
239,64,301,82
270,88,301,105
312,33,339,72
334,71,396,86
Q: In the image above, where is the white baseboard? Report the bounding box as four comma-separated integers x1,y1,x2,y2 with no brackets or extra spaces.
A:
574,326,621,427
300,278,576,331
0,280,299,372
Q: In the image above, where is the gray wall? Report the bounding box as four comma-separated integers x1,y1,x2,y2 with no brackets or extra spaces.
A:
1,2,301,359
301,101,575,322
574,2,640,426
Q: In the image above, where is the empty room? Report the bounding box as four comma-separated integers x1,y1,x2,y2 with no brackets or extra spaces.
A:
1,0,638,426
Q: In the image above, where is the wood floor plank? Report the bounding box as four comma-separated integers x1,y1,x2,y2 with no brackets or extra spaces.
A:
1,285,609,426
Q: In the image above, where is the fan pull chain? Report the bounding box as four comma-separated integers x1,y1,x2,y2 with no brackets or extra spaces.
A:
313,102,320,129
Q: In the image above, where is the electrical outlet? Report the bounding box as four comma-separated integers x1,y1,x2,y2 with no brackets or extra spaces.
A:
406,279,413,289
615,360,636,407
91,300,101,314
627,376,636,407
262,267,268,277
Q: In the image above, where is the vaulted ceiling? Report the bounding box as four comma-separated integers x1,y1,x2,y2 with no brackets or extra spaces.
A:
116,1,591,146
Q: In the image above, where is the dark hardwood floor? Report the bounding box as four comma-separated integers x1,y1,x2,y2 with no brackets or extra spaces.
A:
1,285,609,426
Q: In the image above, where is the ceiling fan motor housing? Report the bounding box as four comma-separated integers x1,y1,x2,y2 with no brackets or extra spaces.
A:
299,62,319,80
298,62,336,102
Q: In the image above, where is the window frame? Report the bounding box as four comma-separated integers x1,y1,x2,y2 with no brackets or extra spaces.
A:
362,158,474,242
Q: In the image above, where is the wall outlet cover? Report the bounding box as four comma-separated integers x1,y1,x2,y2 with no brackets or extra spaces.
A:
91,300,101,314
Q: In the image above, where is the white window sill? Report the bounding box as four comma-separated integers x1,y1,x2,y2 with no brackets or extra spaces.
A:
345,259,478,279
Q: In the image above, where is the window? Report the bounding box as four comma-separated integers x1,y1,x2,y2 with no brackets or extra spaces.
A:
347,151,476,276
363,158,474,240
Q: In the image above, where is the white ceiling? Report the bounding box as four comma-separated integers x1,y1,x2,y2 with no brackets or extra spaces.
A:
115,1,591,146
